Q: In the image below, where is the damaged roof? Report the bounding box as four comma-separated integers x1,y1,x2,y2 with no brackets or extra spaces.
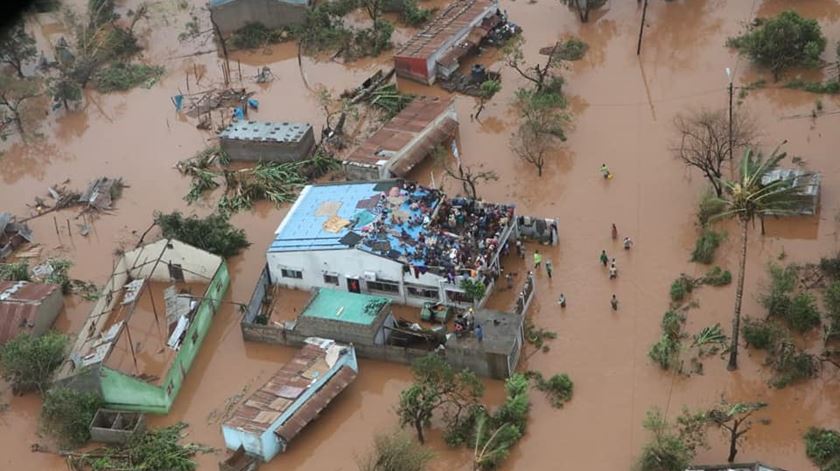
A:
343,96,457,173
395,0,498,60
0,281,61,344
223,342,357,437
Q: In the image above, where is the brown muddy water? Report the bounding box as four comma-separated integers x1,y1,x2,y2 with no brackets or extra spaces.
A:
1,0,840,469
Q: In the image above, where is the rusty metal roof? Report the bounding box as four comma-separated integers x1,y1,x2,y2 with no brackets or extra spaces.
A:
0,281,61,344
395,0,497,61
390,117,458,176
274,365,356,442
344,97,456,167
224,343,355,435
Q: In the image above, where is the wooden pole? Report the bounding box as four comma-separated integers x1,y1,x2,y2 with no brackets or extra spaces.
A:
186,71,190,93
53,215,60,241
636,0,649,55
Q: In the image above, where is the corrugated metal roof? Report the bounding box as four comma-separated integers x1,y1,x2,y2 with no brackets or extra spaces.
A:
344,97,456,166
0,281,60,344
390,117,458,176
274,366,356,442
219,121,312,144
224,344,356,435
395,0,497,61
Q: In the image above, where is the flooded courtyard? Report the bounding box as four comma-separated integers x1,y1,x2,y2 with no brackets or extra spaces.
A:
1,0,840,469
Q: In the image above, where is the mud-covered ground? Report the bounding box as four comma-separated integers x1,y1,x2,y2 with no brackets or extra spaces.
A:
1,0,840,469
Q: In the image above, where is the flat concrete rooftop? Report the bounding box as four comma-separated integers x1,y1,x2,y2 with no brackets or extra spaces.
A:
301,288,389,326
219,121,312,143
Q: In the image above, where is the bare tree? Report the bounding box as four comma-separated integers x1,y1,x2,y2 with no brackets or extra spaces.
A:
0,24,38,78
360,0,385,23
509,88,568,177
502,36,587,92
672,108,756,197
0,76,41,135
511,123,556,177
437,147,497,199
707,399,768,463
559,0,608,23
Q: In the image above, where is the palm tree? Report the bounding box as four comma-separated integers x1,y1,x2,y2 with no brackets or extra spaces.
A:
713,146,809,370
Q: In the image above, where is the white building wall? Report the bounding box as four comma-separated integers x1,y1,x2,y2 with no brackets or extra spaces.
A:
267,248,450,307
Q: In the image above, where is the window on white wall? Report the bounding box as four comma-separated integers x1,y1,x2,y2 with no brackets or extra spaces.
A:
281,268,303,279
323,273,339,285
406,285,438,299
367,279,399,294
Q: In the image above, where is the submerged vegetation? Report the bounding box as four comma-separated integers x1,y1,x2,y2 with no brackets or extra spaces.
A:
41,387,104,448
93,62,164,92
727,10,826,80
154,211,250,258
67,423,211,470
0,332,67,394
525,371,573,408
177,147,339,213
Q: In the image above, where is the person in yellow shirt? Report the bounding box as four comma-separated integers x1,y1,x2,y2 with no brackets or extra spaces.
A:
533,250,542,269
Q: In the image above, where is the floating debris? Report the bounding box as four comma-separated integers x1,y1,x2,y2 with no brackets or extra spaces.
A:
0,213,33,261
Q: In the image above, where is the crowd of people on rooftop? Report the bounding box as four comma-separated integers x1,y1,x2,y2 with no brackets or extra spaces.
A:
359,182,514,282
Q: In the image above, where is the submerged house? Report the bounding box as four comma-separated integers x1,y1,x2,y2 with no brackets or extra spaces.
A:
219,121,316,163
0,281,63,345
222,338,358,462
241,268,535,379
394,0,501,84
343,97,458,180
0,212,32,261
761,168,821,216
266,180,516,308
56,239,229,414
208,0,311,35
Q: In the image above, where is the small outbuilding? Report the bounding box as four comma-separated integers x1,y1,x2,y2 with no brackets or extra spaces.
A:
444,309,524,379
394,0,501,84
219,121,316,163
0,280,63,344
222,338,358,462
343,96,458,180
760,168,821,216
208,0,312,35
0,213,33,261
294,288,395,346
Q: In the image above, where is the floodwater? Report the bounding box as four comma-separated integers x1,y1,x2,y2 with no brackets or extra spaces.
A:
1,0,840,469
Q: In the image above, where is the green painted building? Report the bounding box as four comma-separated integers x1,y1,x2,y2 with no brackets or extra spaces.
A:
56,239,229,414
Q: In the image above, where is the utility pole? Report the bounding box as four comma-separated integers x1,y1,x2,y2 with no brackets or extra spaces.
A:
636,0,649,55
726,67,734,163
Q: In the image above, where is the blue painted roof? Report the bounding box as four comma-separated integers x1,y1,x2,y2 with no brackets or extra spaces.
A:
271,182,386,252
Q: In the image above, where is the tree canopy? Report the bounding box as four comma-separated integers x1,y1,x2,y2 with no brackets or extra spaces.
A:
728,10,826,80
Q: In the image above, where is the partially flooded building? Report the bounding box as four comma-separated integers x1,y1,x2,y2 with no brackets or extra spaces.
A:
0,212,32,261
241,269,534,379
56,239,229,414
219,121,316,163
343,97,458,180
209,0,311,35
222,338,357,462
761,168,821,216
266,180,516,308
394,0,502,84
0,281,63,345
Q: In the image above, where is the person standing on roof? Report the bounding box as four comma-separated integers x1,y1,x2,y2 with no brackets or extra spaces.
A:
475,323,484,342
533,250,542,270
